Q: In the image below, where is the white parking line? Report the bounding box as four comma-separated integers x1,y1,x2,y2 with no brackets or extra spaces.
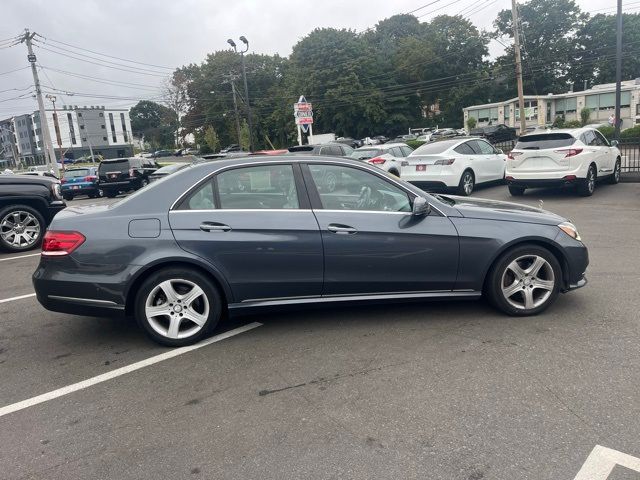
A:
0,253,40,262
574,445,640,479
0,321,262,419
0,293,36,304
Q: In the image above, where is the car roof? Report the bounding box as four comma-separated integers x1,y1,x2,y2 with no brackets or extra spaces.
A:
519,127,594,138
187,154,372,172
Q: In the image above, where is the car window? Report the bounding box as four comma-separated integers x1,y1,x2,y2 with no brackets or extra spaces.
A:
99,160,129,173
476,140,495,154
515,133,576,150
216,164,299,209
580,130,597,146
350,148,382,160
592,130,609,146
400,146,414,157
411,139,459,155
64,169,90,178
389,147,404,157
341,145,354,156
454,142,475,155
182,181,215,210
308,164,411,213
319,145,342,156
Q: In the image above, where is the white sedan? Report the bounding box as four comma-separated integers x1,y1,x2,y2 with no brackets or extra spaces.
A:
401,137,507,195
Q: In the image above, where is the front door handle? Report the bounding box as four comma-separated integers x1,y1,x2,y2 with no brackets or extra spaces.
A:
327,224,357,234
200,222,231,232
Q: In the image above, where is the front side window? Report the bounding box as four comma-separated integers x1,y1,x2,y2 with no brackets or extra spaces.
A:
593,130,609,147
308,164,411,213
476,140,496,154
217,164,299,210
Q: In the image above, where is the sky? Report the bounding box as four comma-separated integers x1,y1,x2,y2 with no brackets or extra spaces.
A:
0,0,627,119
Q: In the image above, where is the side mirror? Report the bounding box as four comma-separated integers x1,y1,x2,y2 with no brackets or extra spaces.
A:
412,196,431,216
611,140,619,148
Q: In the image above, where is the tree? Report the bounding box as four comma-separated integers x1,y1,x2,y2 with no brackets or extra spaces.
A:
466,116,477,130
129,100,176,149
239,120,250,151
580,107,591,126
203,126,220,152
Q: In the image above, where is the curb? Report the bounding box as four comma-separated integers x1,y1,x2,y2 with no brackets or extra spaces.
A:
621,172,640,183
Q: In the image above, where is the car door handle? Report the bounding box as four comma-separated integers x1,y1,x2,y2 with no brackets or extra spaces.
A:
199,222,231,232
327,224,357,234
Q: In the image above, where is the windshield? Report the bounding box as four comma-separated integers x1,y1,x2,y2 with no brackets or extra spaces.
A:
100,160,129,173
515,133,575,150
350,148,382,160
64,169,90,178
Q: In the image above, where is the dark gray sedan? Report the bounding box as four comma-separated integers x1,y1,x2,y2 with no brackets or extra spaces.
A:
33,156,588,346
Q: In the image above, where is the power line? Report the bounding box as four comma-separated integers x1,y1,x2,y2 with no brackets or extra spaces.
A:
40,66,163,92
0,66,30,77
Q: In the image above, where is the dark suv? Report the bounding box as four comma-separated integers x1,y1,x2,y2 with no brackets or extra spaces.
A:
0,174,65,252
98,158,160,198
470,124,517,143
288,142,355,157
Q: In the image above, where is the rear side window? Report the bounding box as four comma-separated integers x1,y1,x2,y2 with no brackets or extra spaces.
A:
475,140,495,154
515,134,576,150
216,164,299,209
185,182,215,210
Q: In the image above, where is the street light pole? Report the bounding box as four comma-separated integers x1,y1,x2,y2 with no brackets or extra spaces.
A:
228,36,254,152
614,0,622,140
46,94,64,172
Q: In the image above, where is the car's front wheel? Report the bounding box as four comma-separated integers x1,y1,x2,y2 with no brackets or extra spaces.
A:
486,245,562,316
457,170,475,196
135,268,223,346
0,205,45,252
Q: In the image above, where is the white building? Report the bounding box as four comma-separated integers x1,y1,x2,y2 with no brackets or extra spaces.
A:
463,78,640,130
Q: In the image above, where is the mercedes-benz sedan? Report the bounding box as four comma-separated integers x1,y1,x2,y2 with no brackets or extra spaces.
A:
33,156,588,346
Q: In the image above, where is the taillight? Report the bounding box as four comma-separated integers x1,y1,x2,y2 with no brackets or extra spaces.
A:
434,158,455,165
60,178,67,184
84,175,97,182
367,157,386,165
554,148,583,158
42,231,86,256
508,152,523,160
129,168,135,176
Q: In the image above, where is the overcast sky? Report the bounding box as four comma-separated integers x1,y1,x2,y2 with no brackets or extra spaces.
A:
0,0,625,119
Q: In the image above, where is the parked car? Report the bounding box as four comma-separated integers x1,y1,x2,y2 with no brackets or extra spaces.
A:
98,157,160,198
23,171,58,179
430,129,457,140
33,156,588,347
250,149,289,156
505,128,621,197
0,174,65,252
152,150,174,159
220,144,242,154
417,133,432,142
148,163,189,183
60,167,102,200
470,124,518,143
401,137,506,195
350,143,414,176
288,143,354,157
335,137,362,148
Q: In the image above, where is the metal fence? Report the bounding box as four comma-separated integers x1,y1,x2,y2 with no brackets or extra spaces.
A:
491,137,640,172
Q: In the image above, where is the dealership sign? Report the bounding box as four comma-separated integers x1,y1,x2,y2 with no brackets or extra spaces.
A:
294,96,313,125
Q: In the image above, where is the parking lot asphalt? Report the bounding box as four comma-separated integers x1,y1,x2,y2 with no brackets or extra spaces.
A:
1,183,640,479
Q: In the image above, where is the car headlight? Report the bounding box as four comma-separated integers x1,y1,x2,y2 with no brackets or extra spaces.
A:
52,182,62,200
558,222,581,241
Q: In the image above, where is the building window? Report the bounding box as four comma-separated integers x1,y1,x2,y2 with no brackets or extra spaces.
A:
120,113,128,142
101,125,105,129
80,125,85,130
103,137,107,141
78,112,82,118
515,100,538,121
585,92,630,112
82,137,87,142
67,113,76,145
109,113,117,143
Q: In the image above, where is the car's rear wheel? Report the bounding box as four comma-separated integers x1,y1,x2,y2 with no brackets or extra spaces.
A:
0,205,45,252
89,188,104,199
486,244,562,316
578,165,596,196
457,170,475,196
508,185,525,196
606,158,621,185
135,268,222,346
137,178,149,190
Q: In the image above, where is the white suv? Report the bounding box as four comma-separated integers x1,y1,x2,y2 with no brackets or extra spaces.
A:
505,128,622,197
349,143,414,176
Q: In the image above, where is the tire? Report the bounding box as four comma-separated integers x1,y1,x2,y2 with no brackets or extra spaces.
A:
578,164,596,196
606,158,621,185
508,185,525,196
89,188,105,199
63,193,74,201
0,204,46,252
105,190,117,198
457,170,475,196
135,267,223,347
137,178,149,190
486,244,562,316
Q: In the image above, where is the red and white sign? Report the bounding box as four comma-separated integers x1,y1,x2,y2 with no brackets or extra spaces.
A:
294,96,313,126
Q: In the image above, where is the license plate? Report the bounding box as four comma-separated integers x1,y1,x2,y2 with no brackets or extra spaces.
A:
416,165,427,171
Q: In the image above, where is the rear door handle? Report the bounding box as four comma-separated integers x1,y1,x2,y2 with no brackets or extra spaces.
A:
327,224,357,234
199,222,231,232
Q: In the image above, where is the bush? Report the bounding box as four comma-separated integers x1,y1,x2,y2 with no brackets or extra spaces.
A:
552,115,565,128
597,125,615,140
620,125,640,139
466,117,477,130
564,120,582,128
405,140,426,150
580,108,591,126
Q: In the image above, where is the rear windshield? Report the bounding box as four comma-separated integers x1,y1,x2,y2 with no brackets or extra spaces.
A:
515,133,575,150
411,139,459,155
350,148,382,160
99,160,130,173
64,169,90,178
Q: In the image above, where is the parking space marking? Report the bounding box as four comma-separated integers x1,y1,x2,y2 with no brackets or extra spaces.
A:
574,445,640,479
0,321,262,419
0,253,40,262
0,293,36,304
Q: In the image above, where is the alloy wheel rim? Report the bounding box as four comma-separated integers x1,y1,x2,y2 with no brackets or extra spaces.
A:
500,255,555,310
588,169,595,192
463,173,473,194
145,279,210,339
614,162,620,182
0,211,40,247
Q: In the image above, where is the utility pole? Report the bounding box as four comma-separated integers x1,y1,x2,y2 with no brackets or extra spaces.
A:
230,82,242,145
21,29,59,176
46,94,64,172
614,0,622,140
511,0,526,136
239,51,254,151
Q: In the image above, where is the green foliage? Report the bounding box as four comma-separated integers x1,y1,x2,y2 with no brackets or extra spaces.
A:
405,140,426,150
203,126,220,152
239,120,250,151
466,116,477,130
620,125,640,139
597,125,615,140
129,100,176,149
552,115,565,128
564,120,582,128
580,108,591,126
